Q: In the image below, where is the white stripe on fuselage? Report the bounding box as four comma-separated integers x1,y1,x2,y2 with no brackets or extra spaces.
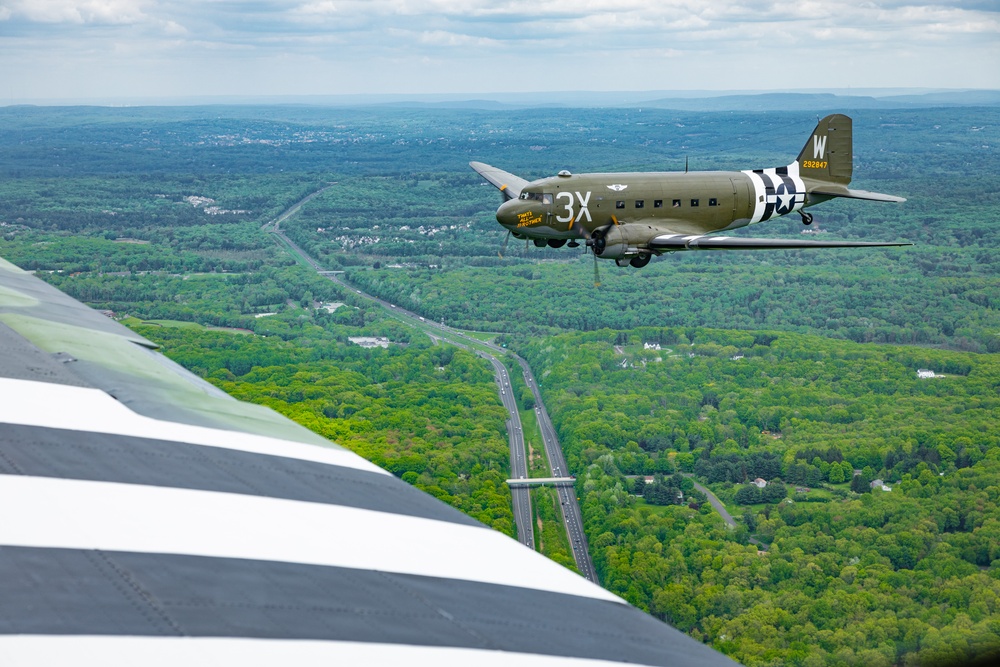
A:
741,170,767,224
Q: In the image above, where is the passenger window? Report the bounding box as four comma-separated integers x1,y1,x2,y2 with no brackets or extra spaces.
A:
543,194,553,205
709,198,718,206
616,201,625,209
691,199,699,207
672,199,681,207
654,200,663,208
635,200,644,209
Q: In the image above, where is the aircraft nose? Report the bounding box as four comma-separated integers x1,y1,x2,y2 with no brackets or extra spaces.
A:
496,198,521,230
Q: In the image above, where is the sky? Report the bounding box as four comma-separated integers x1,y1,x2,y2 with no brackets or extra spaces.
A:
1,0,998,103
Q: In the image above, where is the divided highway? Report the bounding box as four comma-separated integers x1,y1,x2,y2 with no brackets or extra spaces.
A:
486,356,534,550
516,358,598,583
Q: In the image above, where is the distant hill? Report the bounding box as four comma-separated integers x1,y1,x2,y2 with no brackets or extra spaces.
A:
635,90,1000,111
18,89,997,111
391,90,1000,112
334,89,1000,111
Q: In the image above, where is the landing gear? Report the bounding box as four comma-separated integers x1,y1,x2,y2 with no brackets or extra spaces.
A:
629,253,651,268
567,240,580,248
547,239,566,248
533,239,548,247
800,211,814,226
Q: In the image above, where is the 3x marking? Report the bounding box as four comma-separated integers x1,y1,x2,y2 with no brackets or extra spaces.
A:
554,191,592,227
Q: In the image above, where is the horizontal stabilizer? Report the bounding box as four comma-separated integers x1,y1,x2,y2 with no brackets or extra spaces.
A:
469,162,529,201
810,187,906,203
650,234,912,251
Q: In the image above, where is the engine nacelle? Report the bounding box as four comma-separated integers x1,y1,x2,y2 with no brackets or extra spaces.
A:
593,223,659,260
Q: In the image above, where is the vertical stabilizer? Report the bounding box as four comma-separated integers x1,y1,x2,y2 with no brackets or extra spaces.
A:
797,114,852,185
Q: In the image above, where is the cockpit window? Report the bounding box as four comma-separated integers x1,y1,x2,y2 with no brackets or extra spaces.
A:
519,192,553,204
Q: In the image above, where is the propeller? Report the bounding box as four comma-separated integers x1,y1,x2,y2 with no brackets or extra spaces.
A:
571,221,602,287
498,230,511,258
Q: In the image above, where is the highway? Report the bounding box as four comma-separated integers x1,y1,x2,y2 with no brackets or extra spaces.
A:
515,357,599,583
485,355,534,550
433,327,598,581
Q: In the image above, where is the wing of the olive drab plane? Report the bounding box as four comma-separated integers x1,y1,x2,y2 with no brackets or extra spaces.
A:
470,161,528,201
649,233,911,251
0,256,738,667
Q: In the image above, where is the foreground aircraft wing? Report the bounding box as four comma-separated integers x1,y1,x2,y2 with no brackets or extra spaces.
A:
650,234,912,251
0,256,738,666
470,161,529,201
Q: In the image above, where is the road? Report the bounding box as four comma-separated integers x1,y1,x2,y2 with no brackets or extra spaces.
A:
418,323,599,580
261,184,336,233
515,359,598,583
682,474,735,527
485,355,534,550
682,473,767,549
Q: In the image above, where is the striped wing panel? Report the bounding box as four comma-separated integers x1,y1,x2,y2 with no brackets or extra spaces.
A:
0,259,738,666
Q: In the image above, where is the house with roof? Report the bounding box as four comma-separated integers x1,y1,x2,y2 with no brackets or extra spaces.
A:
752,478,767,489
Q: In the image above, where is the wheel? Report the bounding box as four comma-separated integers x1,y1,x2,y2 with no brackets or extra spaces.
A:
629,253,651,268
533,239,548,247
547,239,567,248
801,211,813,225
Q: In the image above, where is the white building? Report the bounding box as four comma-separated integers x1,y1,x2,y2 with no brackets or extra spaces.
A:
348,336,390,349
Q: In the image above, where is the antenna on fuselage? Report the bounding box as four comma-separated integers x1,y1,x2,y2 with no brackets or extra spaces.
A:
685,156,689,173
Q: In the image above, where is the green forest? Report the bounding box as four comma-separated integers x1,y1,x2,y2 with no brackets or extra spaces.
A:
0,103,997,665
518,327,1000,665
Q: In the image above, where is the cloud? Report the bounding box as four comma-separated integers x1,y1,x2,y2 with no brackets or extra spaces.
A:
0,0,148,24
0,0,997,98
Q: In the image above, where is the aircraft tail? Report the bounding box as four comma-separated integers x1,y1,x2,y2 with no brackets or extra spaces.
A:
796,114,852,186
795,115,906,203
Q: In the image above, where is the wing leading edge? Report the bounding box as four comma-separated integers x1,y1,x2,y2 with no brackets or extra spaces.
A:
651,234,913,251
470,161,529,201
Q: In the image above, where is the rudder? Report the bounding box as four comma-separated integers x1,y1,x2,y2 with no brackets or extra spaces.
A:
796,114,852,185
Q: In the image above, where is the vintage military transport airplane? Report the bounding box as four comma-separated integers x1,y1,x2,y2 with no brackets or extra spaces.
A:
472,114,909,270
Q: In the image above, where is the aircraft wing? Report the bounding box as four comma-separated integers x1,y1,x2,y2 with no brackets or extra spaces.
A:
650,233,912,251
0,256,737,666
470,161,529,201
808,186,907,203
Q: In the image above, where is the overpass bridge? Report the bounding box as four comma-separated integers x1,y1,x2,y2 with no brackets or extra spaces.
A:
507,477,576,488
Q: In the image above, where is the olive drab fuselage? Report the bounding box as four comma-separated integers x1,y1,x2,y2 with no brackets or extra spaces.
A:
474,114,909,266
496,167,810,240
